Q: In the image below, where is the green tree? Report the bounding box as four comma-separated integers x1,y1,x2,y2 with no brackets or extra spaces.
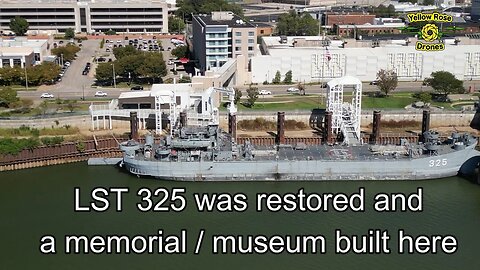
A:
424,71,464,99
272,70,281,84
414,92,432,104
376,69,398,96
64,28,75,39
168,16,186,33
0,87,19,108
234,88,242,104
171,45,188,59
276,11,319,36
9,17,29,36
283,70,292,84
65,100,78,112
105,29,116,35
51,44,81,62
176,0,244,18
136,52,167,83
95,62,115,83
113,45,140,60
246,84,259,107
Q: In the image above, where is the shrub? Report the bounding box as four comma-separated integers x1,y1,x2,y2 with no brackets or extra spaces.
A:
40,136,64,146
0,137,40,155
76,141,85,152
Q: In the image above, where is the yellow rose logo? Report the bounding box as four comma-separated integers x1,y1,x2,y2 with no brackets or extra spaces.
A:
421,24,439,42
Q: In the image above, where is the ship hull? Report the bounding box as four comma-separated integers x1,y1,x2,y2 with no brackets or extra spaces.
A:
122,145,480,181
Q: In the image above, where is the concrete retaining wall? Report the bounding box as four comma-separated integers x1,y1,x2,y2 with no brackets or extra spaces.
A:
0,111,475,130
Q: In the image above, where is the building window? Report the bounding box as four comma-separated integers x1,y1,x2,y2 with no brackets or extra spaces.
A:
248,39,254,44
248,31,254,36
176,96,181,105
235,39,241,44
260,30,264,34
248,46,254,51
34,53,41,62
13,59,22,66
2,59,10,67
235,46,241,51
235,32,242,36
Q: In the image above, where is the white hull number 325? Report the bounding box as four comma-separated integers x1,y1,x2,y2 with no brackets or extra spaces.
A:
429,159,447,167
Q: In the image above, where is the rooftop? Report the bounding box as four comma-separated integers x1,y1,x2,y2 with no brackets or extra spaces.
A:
194,12,256,29
0,0,166,4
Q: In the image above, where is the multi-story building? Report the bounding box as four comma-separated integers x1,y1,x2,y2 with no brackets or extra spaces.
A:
192,12,257,73
0,0,168,34
0,37,49,68
473,0,480,21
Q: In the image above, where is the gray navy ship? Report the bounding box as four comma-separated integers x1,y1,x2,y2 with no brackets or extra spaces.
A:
118,77,480,181
119,124,479,181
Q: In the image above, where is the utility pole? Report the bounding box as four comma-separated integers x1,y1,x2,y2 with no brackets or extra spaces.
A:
112,63,116,88
24,64,29,91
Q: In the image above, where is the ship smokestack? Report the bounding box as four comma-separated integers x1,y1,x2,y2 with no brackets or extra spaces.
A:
372,110,381,144
130,111,139,141
228,113,237,142
277,112,285,145
179,112,187,127
421,110,430,142
324,111,333,144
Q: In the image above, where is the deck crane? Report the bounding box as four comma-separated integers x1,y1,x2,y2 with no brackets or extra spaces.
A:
209,87,237,125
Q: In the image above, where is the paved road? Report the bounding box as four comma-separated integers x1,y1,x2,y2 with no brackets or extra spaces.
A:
18,37,186,101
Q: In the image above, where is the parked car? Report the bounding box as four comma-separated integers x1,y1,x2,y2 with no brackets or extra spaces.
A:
130,85,144,91
64,61,71,67
40,93,54,98
106,48,111,52
94,91,108,97
287,87,299,93
97,57,107,62
369,80,379,85
82,69,88,75
259,90,272,95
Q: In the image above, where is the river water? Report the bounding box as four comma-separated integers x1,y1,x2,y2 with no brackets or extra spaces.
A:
1,163,480,270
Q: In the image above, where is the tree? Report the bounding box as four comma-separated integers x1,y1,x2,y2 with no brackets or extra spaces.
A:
246,84,259,107
376,69,398,96
423,0,434,5
113,45,140,60
65,100,78,112
0,87,19,108
105,29,116,35
9,17,29,36
171,45,189,59
276,11,319,36
283,70,292,84
51,44,81,62
168,16,186,34
272,70,281,84
95,62,115,83
64,28,75,39
234,88,242,104
424,71,464,99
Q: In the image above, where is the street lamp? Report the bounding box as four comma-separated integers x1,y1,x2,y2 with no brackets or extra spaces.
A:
24,64,29,91
112,63,117,88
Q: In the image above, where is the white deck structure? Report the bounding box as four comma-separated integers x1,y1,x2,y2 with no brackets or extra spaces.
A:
89,83,223,133
326,76,362,145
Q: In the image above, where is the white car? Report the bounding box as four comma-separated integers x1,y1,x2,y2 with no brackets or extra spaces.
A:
116,40,121,43
64,61,71,67
94,91,108,97
40,93,54,98
259,90,272,95
287,87,299,93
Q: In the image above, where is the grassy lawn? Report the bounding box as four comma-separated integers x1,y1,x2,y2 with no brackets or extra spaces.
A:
8,85,39,91
222,92,457,111
361,96,415,109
